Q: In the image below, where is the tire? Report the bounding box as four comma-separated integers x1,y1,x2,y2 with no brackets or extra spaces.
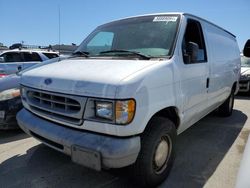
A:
217,90,234,117
131,117,176,187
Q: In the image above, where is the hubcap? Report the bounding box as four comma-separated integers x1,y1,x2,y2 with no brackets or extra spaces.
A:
153,136,171,174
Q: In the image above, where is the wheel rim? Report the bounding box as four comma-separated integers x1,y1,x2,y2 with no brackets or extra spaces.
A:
153,135,172,174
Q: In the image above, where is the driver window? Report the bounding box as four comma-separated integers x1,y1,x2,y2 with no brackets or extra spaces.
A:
182,19,207,64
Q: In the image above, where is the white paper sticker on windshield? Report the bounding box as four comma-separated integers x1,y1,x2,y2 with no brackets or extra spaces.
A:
153,16,178,22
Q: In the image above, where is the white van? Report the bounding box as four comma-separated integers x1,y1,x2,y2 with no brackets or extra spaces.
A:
17,13,241,187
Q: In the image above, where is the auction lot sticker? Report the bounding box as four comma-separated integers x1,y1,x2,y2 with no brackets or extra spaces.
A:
153,16,178,22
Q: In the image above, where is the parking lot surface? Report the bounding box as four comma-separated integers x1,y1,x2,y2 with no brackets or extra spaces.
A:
1,95,250,188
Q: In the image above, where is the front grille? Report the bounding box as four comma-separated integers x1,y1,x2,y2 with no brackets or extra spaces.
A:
239,80,249,84
24,87,86,126
28,91,81,112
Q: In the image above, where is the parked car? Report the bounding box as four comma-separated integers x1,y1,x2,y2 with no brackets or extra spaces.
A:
239,54,250,93
0,56,67,130
17,13,241,187
0,49,59,76
235,39,250,188
0,75,22,129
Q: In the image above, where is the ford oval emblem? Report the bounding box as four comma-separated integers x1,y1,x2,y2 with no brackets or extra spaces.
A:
44,78,52,85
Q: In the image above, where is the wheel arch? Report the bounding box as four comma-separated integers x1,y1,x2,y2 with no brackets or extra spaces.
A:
146,106,180,131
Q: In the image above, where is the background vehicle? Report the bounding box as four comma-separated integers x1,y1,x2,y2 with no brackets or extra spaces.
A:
0,56,66,130
0,49,59,76
239,54,250,93
17,13,240,187
0,75,21,129
235,39,250,188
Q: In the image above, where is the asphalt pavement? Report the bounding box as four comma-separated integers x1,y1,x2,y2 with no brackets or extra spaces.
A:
1,95,250,188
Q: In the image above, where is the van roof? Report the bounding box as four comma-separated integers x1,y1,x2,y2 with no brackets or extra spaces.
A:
102,12,235,38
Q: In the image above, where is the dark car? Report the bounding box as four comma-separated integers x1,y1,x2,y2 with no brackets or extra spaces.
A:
0,74,21,129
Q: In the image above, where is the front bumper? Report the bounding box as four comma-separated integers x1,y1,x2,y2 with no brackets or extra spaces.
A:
0,97,22,129
17,109,141,170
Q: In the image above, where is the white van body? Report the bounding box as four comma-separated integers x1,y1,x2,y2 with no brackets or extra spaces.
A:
17,13,240,186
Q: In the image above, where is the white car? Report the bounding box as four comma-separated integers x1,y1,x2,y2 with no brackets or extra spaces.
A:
239,54,250,92
17,13,241,187
234,39,250,188
0,49,59,76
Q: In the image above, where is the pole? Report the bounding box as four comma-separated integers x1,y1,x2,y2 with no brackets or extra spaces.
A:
58,5,61,55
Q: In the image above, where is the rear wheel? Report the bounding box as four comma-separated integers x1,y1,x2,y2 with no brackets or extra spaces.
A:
132,117,176,187
217,90,234,117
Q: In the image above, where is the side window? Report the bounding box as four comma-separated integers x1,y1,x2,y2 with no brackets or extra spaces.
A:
87,31,114,54
42,53,59,59
1,52,23,62
182,19,207,64
22,52,42,62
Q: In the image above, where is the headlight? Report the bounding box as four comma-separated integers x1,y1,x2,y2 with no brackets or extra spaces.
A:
86,99,136,125
0,88,20,101
95,101,113,120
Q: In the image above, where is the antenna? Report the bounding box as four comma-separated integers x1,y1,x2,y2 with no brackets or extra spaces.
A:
58,5,61,55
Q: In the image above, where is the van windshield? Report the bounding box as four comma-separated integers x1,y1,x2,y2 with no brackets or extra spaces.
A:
76,15,180,59
241,56,250,67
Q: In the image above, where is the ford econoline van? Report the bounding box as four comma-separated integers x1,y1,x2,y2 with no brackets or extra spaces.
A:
17,13,241,187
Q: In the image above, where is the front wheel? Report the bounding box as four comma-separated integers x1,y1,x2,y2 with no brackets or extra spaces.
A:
217,90,234,117
131,117,176,187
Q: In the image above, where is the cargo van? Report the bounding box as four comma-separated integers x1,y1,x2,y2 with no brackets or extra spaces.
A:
17,13,241,187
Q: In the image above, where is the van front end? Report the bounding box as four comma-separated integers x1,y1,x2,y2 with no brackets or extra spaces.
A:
17,66,151,169
17,107,140,170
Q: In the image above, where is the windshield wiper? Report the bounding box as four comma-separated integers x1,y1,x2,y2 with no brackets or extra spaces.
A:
72,50,89,57
99,49,151,60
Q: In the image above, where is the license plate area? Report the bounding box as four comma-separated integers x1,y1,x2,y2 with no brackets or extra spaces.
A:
71,145,101,171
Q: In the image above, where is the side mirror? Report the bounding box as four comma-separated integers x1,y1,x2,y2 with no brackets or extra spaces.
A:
0,57,4,63
184,41,199,64
243,39,250,57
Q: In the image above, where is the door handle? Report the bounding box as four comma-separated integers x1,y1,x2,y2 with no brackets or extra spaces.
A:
206,78,210,88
